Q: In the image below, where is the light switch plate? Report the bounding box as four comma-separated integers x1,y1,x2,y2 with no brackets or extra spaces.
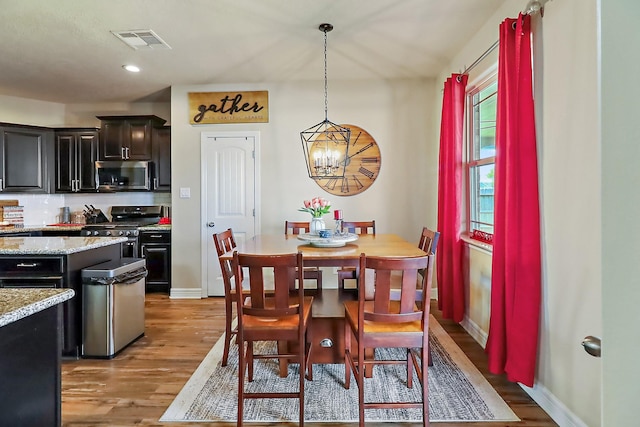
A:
179,187,191,198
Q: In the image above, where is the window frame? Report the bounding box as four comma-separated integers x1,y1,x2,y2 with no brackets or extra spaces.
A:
464,72,497,243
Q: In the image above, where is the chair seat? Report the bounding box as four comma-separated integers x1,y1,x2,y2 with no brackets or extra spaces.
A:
344,300,423,334
243,296,313,333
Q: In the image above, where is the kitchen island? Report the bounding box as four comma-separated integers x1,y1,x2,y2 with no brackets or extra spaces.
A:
0,288,75,427
0,236,126,357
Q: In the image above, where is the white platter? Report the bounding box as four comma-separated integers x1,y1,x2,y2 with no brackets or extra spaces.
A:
297,232,358,248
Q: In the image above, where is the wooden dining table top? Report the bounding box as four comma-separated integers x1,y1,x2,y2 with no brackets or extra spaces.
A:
219,233,426,267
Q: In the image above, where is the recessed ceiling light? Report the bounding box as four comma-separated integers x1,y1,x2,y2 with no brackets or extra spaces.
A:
123,64,140,73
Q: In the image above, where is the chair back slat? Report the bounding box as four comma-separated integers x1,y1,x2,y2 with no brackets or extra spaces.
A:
233,252,304,320
284,221,310,235
213,228,239,292
359,254,430,327
418,227,440,255
342,220,376,235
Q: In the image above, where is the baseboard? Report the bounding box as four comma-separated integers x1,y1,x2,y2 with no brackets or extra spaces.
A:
460,315,488,348
520,382,588,427
458,315,587,426
169,287,204,299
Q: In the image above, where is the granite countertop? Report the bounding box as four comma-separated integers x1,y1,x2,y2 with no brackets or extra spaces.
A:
0,288,75,328
0,224,171,234
138,224,172,231
0,236,127,255
0,225,84,234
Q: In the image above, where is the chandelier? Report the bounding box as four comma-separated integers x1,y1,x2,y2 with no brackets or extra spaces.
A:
300,23,350,179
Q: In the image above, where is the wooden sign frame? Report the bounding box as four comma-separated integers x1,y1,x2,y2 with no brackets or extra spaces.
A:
188,91,269,124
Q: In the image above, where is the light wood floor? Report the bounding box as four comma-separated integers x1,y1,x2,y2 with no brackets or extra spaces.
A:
61,293,558,427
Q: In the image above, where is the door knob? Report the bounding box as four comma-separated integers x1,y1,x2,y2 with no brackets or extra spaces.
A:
207,222,215,227
582,335,601,357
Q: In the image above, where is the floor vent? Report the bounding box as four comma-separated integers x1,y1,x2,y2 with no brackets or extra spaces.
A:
111,29,171,50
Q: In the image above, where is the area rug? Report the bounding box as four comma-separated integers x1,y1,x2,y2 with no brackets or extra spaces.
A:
160,316,518,423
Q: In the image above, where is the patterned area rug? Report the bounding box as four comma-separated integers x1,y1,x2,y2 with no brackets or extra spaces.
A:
160,316,518,423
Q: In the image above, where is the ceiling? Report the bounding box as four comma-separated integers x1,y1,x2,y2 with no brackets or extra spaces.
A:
0,0,506,104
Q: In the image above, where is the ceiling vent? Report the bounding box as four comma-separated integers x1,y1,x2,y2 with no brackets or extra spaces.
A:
111,29,171,50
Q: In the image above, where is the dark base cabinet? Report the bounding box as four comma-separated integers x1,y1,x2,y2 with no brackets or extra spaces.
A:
140,230,171,293
0,305,62,426
0,244,121,358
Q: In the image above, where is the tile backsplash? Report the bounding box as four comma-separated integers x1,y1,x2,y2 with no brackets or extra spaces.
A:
0,193,171,225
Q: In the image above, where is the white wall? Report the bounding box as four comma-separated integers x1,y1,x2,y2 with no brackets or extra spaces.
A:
0,94,66,127
436,0,602,425
170,78,436,292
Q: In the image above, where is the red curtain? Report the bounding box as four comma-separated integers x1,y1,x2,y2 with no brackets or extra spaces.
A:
486,14,541,388
436,73,467,323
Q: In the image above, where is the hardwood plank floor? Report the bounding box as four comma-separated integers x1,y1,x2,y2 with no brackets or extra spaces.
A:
61,294,558,426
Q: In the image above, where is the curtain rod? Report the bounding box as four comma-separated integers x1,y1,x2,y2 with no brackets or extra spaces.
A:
456,0,550,80
459,40,499,77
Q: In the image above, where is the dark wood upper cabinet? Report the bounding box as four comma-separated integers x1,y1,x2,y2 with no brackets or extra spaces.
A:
0,124,53,193
55,128,99,193
97,115,166,161
152,126,171,191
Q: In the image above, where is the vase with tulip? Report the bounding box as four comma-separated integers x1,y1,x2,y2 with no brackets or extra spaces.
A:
299,197,331,234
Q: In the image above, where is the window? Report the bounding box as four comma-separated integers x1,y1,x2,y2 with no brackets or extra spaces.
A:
466,77,497,237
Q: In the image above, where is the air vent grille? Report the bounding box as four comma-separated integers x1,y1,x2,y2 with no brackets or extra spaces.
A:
111,29,171,50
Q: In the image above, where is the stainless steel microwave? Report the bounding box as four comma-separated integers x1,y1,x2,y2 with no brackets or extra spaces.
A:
95,161,151,191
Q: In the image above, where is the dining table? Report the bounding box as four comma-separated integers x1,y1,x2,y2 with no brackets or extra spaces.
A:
219,233,427,374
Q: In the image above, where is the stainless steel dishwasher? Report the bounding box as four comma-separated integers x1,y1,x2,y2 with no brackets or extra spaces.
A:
81,258,147,358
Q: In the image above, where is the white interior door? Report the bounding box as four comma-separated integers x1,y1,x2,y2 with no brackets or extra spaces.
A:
201,131,260,296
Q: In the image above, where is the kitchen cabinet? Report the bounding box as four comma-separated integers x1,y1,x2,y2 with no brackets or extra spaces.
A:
55,128,99,192
140,230,171,292
152,126,171,191
0,242,122,357
97,115,166,161
0,299,66,426
0,124,54,193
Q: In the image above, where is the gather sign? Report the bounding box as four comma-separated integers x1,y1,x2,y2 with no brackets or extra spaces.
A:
188,91,269,124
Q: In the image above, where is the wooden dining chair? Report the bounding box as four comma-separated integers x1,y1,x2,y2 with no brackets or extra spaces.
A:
213,228,245,367
344,253,432,427
232,251,314,427
417,226,440,292
284,220,323,291
389,227,440,366
337,220,376,289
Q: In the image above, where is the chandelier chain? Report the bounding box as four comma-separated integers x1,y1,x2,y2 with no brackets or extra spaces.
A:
323,28,328,121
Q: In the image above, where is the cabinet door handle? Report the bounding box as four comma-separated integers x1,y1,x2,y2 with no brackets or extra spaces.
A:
76,179,80,192
121,147,126,159
126,147,130,159
149,234,163,238
17,263,38,268
153,178,158,190
71,180,76,192
0,178,3,191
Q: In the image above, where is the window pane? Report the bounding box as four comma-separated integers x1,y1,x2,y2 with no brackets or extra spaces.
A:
472,81,497,161
470,163,495,233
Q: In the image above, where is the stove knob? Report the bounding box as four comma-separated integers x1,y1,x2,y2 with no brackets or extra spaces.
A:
105,231,112,236
93,231,99,236
118,230,125,236
125,230,131,236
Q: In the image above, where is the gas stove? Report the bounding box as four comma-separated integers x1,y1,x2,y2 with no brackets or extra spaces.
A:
80,205,163,257
81,223,140,237
110,205,163,226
